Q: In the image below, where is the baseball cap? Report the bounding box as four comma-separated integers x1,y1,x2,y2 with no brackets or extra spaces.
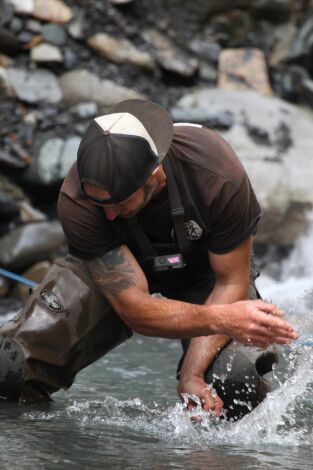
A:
77,99,174,204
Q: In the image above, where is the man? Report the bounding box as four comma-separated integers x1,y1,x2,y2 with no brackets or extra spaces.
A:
56,99,296,414
0,99,297,408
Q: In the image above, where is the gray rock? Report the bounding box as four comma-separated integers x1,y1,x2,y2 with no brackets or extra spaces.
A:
143,28,198,77
67,13,85,40
0,220,66,270
172,88,313,246
87,33,155,70
36,135,80,185
25,19,42,33
6,68,63,103
70,102,98,119
30,43,64,63
42,23,67,46
7,0,34,15
289,15,313,63
0,66,14,97
59,69,144,109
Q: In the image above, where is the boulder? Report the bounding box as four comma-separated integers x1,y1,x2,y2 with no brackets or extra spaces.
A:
30,43,64,63
88,33,155,70
6,68,63,104
59,69,144,109
0,221,66,270
218,48,273,96
142,29,198,78
172,88,313,246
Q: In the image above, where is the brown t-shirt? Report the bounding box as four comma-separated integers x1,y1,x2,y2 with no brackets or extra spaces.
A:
58,125,261,264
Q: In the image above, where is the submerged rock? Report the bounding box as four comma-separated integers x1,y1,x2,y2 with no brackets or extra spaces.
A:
172,88,313,245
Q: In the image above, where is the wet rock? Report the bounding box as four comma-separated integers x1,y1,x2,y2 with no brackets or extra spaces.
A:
0,190,19,218
18,200,46,223
59,69,144,109
67,13,85,41
33,0,73,24
0,220,66,270
25,19,42,34
42,23,67,46
218,48,273,96
204,10,253,48
9,17,23,33
0,27,22,54
0,1,14,25
70,102,98,119
6,68,63,103
251,0,292,22
0,277,10,298
142,28,199,78
189,39,221,63
17,135,80,191
172,88,313,245
31,43,64,63
87,33,155,70
301,79,313,108
12,260,51,301
172,107,233,129
273,65,310,102
0,66,14,96
289,15,313,68
7,0,34,16
269,23,297,67
199,63,218,83
0,53,14,67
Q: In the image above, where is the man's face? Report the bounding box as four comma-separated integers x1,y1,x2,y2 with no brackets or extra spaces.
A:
83,181,156,221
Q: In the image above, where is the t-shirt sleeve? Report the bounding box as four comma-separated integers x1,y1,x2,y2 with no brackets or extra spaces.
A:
207,174,261,254
58,192,122,260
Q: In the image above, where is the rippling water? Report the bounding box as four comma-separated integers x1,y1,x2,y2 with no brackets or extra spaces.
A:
0,331,313,470
2,221,313,469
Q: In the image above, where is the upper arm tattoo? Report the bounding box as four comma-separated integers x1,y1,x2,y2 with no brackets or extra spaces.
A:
85,247,137,295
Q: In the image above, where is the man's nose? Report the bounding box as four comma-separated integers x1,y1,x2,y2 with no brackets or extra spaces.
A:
103,206,120,220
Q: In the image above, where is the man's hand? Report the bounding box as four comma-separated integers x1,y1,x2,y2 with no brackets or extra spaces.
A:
215,299,298,347
177,375,223,417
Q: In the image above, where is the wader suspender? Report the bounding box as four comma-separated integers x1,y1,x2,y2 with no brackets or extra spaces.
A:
125,157,192,262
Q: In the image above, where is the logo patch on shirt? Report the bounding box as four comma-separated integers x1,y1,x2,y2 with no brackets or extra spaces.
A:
40,290,64,312
171,220,203,241
185,220,203,240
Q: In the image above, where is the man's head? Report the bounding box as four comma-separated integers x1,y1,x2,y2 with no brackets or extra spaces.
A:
77,99,173,208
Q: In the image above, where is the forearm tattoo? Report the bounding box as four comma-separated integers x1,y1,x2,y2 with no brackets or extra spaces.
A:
85,247,136,295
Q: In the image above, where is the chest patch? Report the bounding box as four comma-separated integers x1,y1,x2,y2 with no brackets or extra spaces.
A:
171,220,203,241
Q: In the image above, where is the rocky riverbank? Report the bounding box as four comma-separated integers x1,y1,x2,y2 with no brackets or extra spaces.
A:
1,0,313,308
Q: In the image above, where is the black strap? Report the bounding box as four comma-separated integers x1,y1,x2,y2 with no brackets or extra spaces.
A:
163,157,192,254
126,217,156,257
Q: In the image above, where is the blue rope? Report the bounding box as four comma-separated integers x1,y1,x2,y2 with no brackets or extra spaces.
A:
0,267,38,288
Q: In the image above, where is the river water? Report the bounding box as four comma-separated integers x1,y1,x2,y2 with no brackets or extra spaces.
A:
2,223,313,469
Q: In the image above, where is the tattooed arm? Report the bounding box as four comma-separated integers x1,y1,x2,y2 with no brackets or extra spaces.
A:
84,244,297,344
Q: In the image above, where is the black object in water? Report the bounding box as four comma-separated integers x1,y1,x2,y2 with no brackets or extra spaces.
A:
204,341,278,421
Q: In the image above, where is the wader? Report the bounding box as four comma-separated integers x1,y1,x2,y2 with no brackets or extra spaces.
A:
0,157,277,418
0,256,132,402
